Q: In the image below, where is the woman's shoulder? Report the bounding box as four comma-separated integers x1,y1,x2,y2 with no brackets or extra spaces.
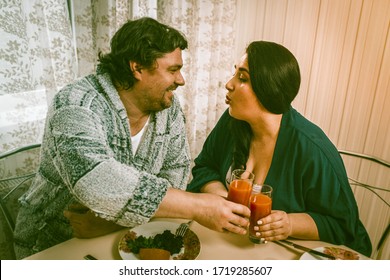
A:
285,108,336,148
283,108,344,168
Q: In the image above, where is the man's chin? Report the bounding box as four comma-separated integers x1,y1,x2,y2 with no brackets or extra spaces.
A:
152,100,172,112
161,100,173,110
163,92,174,107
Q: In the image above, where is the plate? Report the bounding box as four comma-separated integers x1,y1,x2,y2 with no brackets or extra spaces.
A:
118,221,200,260
299,246,370,260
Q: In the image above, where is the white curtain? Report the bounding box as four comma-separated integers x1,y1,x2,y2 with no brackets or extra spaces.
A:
0,0,75,151
0,1,236,258
0,0,236,159
156,0,236,158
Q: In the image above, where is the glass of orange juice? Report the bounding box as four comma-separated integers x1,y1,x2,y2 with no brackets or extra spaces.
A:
248,184,273,244
227,169,254,206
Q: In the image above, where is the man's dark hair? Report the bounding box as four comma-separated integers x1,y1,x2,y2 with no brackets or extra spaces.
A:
98,17,188,89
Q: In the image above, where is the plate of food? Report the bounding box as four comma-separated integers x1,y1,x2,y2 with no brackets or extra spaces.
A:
299,246,370,260
118,221,201,260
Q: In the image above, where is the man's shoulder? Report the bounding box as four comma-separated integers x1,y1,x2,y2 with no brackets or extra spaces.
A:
51,74,101,109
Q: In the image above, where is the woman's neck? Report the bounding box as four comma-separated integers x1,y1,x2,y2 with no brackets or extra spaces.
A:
250,112,282,143
245,113,283,185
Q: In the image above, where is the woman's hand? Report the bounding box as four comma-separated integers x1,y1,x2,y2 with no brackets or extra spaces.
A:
253,211,319,242
253,210,292,242
63,203,124,238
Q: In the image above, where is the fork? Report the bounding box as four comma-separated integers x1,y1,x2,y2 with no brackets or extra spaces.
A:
175,221,192,237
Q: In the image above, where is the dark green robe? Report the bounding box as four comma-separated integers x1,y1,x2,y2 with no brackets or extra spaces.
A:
187,108,372,257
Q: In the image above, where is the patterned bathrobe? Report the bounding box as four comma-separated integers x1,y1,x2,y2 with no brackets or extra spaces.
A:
13,72,191,259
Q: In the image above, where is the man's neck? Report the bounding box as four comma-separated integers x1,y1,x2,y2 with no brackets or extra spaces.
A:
118,88,150,136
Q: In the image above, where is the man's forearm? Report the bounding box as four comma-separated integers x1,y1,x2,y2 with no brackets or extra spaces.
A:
153,188,198,220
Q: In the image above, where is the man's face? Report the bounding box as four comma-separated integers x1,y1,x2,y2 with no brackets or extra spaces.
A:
137,48,185,112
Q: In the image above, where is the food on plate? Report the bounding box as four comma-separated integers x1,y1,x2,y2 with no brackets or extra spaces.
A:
119,229,183,258
118,223,201,260
174,229,201,260
139,248,171,260
323,247,360,260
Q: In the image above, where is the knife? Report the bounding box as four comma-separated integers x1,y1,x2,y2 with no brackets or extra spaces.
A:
276,240,336,260
84,254,98,260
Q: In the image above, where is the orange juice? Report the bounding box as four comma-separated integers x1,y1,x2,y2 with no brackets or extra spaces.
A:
249,193,272,238
227,179,252,206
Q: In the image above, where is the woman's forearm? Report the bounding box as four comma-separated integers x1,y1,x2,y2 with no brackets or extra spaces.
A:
200,181,228,197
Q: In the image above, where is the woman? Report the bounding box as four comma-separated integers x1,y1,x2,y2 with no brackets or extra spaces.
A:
187,41,372,257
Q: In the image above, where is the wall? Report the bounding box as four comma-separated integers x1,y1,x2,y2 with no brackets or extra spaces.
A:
234,0,389,259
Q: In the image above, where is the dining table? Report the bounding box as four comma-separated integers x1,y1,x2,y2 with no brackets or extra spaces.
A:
24,217,355,260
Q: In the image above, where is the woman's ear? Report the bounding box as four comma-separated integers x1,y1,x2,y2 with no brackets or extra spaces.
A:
129,61,143,80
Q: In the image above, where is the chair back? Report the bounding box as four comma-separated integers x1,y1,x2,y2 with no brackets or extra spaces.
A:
339,149,390,259
0,143,41,259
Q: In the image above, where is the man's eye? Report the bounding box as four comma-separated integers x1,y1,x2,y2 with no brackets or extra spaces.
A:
170,68,182,74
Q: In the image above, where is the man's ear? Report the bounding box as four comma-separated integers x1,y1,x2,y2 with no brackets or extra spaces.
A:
129,61,143,80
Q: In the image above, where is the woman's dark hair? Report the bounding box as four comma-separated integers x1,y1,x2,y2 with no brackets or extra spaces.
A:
247,41,300,114
98,17,188,89
231,41,301,170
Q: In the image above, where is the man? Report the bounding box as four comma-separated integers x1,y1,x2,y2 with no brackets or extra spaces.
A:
13,17,249,259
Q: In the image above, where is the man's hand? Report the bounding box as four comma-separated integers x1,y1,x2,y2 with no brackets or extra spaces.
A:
155,189,250,235
63,203,124,238
193,193,250,234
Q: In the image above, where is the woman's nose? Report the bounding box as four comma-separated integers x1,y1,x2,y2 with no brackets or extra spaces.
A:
225,77,234,91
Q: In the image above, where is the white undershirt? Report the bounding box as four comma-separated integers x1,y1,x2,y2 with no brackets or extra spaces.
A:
131,117,149,155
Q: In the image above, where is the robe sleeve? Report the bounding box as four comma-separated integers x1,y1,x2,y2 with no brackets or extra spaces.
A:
187,110,233,193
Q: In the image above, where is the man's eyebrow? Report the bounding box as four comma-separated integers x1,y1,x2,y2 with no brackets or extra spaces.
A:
168,64,183,69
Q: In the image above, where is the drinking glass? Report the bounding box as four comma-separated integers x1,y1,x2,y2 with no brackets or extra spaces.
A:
227,169,254,206
248,184,273,244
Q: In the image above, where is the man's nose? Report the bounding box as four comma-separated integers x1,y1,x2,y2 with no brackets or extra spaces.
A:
176,71,185,86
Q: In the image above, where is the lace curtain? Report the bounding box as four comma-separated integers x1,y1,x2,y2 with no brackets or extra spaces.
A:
0,0,235,159
156,0,236,157
0,0,74,151
0,0,236,259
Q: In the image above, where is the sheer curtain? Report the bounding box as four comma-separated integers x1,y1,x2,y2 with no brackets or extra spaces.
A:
0,0,75,151
0,1,236,258
77,0,238,158
156,0,237,158
0,0,236,159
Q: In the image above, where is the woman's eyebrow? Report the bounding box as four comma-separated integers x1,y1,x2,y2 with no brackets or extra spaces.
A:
238,67,249,74
234,65,249,74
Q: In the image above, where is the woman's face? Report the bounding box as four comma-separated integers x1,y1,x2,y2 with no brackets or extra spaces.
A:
225,54,262,121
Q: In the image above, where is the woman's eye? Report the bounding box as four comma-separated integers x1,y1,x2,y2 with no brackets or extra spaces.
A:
238,74,247,82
